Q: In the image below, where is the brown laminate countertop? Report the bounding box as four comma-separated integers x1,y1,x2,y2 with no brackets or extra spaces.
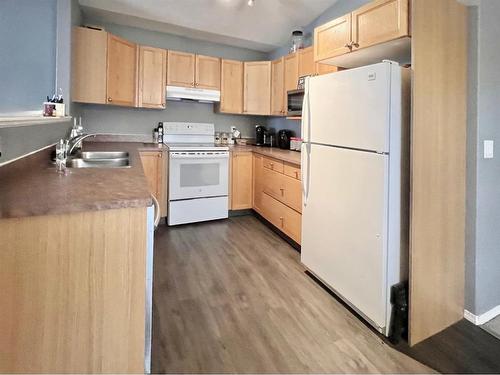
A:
0,142,165,220
229,145,301,165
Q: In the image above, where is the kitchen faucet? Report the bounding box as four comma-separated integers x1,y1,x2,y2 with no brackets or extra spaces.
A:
67,133,97,155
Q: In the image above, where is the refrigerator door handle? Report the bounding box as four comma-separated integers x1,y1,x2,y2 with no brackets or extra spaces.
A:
301,77,311,143
301,142,311,206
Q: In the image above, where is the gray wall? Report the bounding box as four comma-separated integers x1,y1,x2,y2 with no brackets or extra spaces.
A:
0,0,79,163
466,0,500,316
266,0,371,136
0,0,57,113
76,20,268,137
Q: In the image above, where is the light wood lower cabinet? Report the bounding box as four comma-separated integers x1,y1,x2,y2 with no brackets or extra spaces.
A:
261,192,302,244
0,207,148,373
140,150,166,217
262,167,302,213
252,153,302,244
230,151,253,210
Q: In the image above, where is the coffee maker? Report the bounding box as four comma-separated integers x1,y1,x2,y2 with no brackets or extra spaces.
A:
255,125,267,146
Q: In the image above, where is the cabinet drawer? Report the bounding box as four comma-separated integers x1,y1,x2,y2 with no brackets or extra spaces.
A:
262,167,302,213
263,156,284,173
283,162,301,180
261,192,301,244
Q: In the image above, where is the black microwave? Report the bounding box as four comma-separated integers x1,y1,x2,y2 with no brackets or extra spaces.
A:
287,89,304,116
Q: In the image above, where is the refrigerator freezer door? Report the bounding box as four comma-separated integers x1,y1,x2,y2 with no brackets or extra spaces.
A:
308,62,392,153
301,144,389,330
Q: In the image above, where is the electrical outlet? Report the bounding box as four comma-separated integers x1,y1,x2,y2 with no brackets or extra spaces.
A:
484,140,494,159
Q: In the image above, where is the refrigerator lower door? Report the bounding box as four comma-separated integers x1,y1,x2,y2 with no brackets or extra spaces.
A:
301,144,389,332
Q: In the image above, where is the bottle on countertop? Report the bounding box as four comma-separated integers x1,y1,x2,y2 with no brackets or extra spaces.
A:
157,122,164,144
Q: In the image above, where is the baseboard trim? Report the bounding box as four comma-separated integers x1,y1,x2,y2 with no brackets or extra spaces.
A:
464,305,500,325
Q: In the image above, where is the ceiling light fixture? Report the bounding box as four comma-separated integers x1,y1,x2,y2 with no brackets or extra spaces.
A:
247,0,255,7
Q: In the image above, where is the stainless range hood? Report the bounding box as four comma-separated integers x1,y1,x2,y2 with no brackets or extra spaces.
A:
166,86,220,103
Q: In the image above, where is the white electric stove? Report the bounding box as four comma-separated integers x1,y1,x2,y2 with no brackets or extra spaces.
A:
163,122,229,226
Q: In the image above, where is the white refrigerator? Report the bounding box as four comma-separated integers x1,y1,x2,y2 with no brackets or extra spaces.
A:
300,61,410,336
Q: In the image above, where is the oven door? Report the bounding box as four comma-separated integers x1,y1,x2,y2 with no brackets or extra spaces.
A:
169,151,229,200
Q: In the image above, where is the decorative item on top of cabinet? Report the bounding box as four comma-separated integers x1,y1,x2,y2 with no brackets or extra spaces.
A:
167,50,196,87
72,27,107,104
140,150,166,217
243,61,271,116
107,34,138,107
230,151,253,210
271,57,285,116
195,54,221,90
138,46,167,109
219,59,243,114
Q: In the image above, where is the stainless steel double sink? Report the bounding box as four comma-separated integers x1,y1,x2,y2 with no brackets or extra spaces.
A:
67,151,131,168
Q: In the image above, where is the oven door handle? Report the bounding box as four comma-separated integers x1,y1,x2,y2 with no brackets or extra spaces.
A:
170,153,229,159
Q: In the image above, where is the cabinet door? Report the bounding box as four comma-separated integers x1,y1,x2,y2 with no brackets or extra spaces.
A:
167,50,195,87
298,46,316,77
72,27,107,104
284,53,299,95
140,151,161,199
315,63,340,76
220,59,243,114
231,152,253,210
271,57,285,116
138,46,166,109
314,14,352,61
195,54,221,90
243,61,271,115
352,0,409,50
253,154,264,213
106,34,137,106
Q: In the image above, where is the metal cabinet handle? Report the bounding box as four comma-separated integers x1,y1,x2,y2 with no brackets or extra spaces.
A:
279,216,284,227
108,97,112,102
352,42,359,48
280,187,285,196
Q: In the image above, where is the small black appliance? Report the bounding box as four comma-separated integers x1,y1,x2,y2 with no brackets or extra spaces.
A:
278,130,292,150
255,125,267,146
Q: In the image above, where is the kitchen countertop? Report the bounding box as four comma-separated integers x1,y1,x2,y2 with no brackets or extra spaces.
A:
0,142,164,220
229,145,301,165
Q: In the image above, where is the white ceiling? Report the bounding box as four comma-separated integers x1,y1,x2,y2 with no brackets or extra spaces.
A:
79,0,339,52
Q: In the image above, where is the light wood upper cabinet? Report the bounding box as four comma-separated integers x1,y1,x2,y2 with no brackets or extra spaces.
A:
314,14,352,62
195,54,221,90
72,27,107,104
284,53,299,94
107,34,137,106
298,47,316,77
243,61,271,115
231,152,253,210
138,46,166,109
351,0,409,51
220,59,243,114
167,51,220,90
167,50,195,87
271,57,285,116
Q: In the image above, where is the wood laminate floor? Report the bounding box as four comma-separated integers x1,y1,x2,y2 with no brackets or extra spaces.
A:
151,215,433,373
